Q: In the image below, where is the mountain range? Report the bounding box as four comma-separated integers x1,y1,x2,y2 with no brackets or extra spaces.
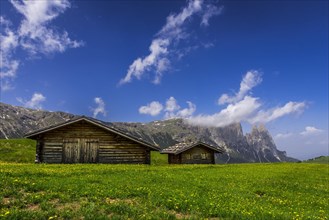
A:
0,102,298,163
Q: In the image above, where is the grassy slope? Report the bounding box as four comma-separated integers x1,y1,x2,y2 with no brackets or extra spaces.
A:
304,156,329,164
0,139,36,163
0,163,328,219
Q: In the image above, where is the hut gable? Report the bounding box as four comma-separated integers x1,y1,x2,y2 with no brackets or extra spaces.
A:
162,142,225,164
25,116,160,164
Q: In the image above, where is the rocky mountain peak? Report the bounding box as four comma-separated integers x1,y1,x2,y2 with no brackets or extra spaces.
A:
251,124,269,135
0,102,75,139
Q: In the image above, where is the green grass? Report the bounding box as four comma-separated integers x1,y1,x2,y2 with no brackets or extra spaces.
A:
1,140,328,219
304,156,329,164
0,163,328,219
0,139,36,163
151,151,168,165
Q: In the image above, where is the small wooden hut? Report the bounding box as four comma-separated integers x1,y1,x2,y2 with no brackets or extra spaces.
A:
161,142,225,164
25,116,160,164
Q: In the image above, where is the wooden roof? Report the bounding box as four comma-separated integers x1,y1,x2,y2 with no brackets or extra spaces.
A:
161,141,225,155
24,116,160,151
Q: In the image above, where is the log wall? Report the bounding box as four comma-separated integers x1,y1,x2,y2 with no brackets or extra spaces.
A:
38,121,151,164
169,145,215,164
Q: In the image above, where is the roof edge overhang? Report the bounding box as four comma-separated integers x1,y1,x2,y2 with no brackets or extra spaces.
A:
161,142,225,155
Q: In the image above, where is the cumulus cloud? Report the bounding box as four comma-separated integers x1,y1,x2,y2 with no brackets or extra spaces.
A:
139,101,163,116
17,92,46,109
165,99,196,119
138,96,196,119
300,126,324,136
187,70,306,127
165,96,180,113
218,70,262,105
119,0,222,85
175,101,196,118
91,97,107,118
188,96,261,127
0,0,83,91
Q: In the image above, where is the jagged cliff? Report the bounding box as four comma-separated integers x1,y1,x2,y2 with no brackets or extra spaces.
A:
112,119,297,163
0,102,297,163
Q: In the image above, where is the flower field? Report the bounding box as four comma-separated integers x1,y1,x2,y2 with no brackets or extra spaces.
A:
0,162,328,219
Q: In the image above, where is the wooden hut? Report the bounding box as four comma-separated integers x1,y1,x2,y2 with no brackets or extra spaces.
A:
25,116,160,164
161,142,225,164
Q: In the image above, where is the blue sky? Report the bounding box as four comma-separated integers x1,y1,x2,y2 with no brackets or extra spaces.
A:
0,0,328,160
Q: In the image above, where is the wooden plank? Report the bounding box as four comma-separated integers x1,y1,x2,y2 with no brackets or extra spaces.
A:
99,154,145,157
99,150,145,153
43,152,62,156
38,120,152,164
44,142,63,146
44,146,62,149
100,146,144,149
44,147,62,150
44,150,62,153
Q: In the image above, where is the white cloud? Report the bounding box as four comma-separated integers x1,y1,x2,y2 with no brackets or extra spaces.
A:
0,0,83,91
120,39,170,85
202,42,215,48
165,96,180,112
165,100,196,119
275,133,293,139
154,57,170,84
175,101,196,118
1,80,15,91
92,97,107,118
187,70,306,127
17,92,46,109
218,70,262,105
249,101,306,124
300,126,324,136
139,101,163,116
10,0,69,25
119,0,222,85
0,16,11,26
0,16,20,91
0,19,18,53
12,0,83,55
158,0,203,36
188,96,261,127
201,3,223,26
138,96,196,119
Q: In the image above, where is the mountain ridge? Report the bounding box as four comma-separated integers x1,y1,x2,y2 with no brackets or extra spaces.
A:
0,102,298,163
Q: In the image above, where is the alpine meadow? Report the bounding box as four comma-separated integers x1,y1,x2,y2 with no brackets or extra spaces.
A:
0,140,328,219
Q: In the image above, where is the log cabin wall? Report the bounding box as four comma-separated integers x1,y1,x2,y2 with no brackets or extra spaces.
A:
179,145,215,164
38,120,150,164
168,154,181,164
